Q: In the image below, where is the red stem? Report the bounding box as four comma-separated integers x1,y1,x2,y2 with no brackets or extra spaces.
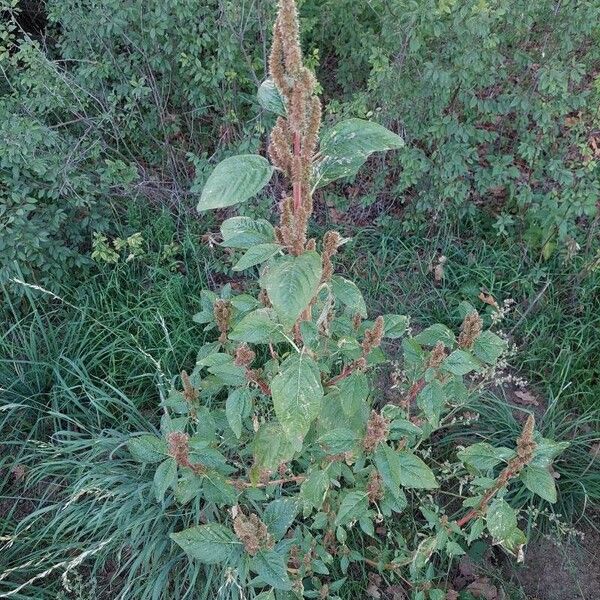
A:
292,131,302,213
324,364,355,387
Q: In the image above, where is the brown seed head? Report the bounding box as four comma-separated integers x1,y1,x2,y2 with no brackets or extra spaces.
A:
167,431,191,467
428,341,447,369
214,299,231,343
181,370,199,404
234,343,256,368
363,410,390,453
233,512,274,556
367,470,384,503
515,414,536,464
362,316,385,356
321,230,342,282
458,311,483,349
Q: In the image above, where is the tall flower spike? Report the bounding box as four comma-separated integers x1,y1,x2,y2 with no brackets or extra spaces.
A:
269,0,320,256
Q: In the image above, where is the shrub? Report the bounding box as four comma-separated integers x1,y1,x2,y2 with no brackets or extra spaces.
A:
304,0,600,257
0,0,270,286
125,2,567,597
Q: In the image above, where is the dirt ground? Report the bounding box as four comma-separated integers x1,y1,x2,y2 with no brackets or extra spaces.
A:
514,522,600,600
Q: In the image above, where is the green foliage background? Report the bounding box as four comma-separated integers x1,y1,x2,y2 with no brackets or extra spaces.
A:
1,0,599,283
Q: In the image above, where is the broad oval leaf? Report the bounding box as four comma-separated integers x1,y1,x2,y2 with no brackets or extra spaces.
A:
221,216,275,248
441,349,481,376
271,353,324,449
416,380,445,427
226,388,254,438
300,469,329,512
473,330,507,364
521,465,557,503
232,243,281,271
383,314,409,339
334,490,368,526
261,251,323,327
262,497,299,540
197,155,274,211
229,308,285,344
253,421,296,470
397,451,438,489
414,324,456,347
257,78,286,116
458,442,514,471
251,549,292,590
331,275,367,318
486,498,517,542
170,523,241,564
313,119,404,188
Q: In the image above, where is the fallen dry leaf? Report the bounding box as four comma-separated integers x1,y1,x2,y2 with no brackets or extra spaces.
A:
514,390,540,406
479,291,500,310
589,442,600,460
466,576,499,600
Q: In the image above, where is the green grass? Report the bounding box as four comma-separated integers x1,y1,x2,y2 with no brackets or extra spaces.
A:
335,217,600,412
1,208,598,598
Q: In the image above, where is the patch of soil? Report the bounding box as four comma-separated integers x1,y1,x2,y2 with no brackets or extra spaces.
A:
511,524,600,600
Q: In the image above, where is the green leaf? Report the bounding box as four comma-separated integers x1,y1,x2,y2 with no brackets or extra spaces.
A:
458,443,514,471
336,372,369,417
445,541,466,557
253,422,296,470
486,498,517,541
313,119,404,188
221,216,275,248
374,444,402,490
225,388,253,438
196,155,274,211
251,550,292,590
230,294,261,313
170,523,241,564
473,331,507,364
229,308,285,344
300,469,329,511
154,458,177,502
257,78,286,116
318,428,359,453
413,324,456,347
441,349,480,376
416,380,445,427
331,276,367,318
521,465,557,503
335,490,368,526
271,353,324,449
199,353,246,385
531,436,570,468
127,435,167,463
202,472,238,506
263,497,299,540
232,243,281,271
261,251,322,327
397,451,438,489
382,314,409,338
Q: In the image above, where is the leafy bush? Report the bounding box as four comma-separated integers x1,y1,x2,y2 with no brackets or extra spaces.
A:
124,2,567,597
0,0,270,286
304,0,600,257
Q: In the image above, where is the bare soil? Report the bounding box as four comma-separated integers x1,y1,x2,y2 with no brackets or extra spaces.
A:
513,522,600,600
